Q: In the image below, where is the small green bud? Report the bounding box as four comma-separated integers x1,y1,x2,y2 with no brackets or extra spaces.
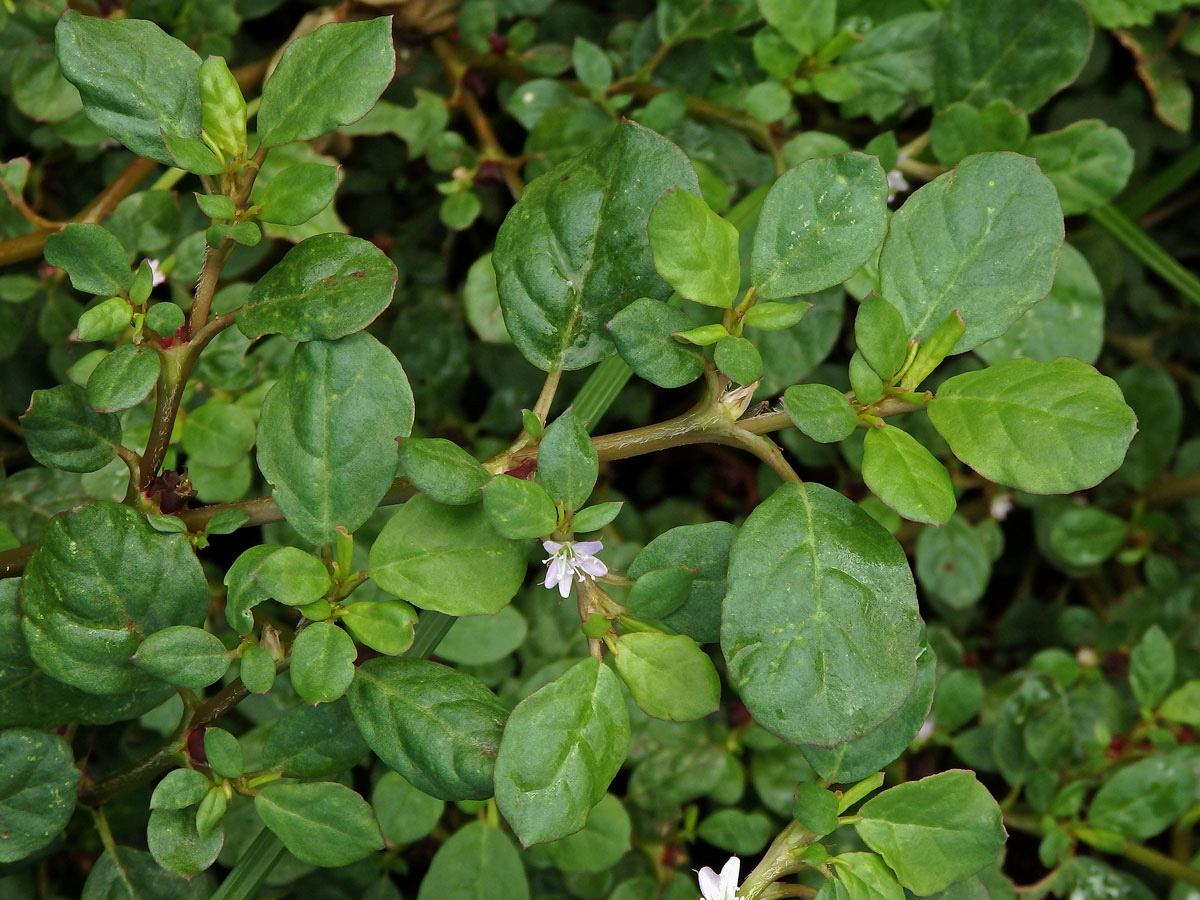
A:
199,56,247,160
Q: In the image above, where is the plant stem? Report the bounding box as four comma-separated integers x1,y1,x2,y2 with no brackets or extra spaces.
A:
1004,811,1200,889
140,344,193,492
739,821,816,900
532,365,563,425
0,395,926,578
1120,141,1200,220
0,156,158,266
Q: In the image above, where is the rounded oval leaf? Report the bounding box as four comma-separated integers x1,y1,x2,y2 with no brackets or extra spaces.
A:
927,357,1138,494
494,657,630,846
257,333,414,546
612,632,721,721
348,657,509,801
721,483,922,748
369,494,526,616
254,781,384,867
20,502,209,695
0,728,79,863
750,153,889,300
290,622,357,704
133,625,229,690
238,234,397,342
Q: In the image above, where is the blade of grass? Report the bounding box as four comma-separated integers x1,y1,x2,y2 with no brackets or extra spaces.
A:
1089,203,1200,309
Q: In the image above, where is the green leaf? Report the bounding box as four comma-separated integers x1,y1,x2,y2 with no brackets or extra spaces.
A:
257,333,414,545
147,807,223,876
21,384,121,473
879,153,1063,353
133,625,229,690
195,193,236,220
541,793,631,873
793,783,840,836
927,358,1138,493
258,17,396,147
743,301,812,331
862,425,956,525
369,495,526,616
856,770,1006,894
348,657,509,801
750,153,889,300
837,12,939,123
204,727,243,778
254,781,384,867
1129,625,1175,712
673,323,730,346
494,121,699,371
150,769,211,811
1087,756,1195,840
44,223,131,297
826,853,906,900
495,658,630,846
77,297,132,342
1024,120,1134,215
1161,681,1200,726
974,242,1103,366
165,133,225,176
416,821,530,900
849,351,884,405
537,408,598,510
624,566,696,620
399,437,489,505
1116,362,1182,491
759,0,836,55
801,640,937,784
571,501,623,533
290,621,357,704
698,809,774,857
934,0,1093,113
198,55,246,160
253,546,331,606
373,771,444,844
256,162,340,226
145,302,185,337
648,187,740,308
238,234,397,342
929,100,1030,167
87,343,159,413
783,383,858,444
82,847,209,900
1043,505,1128,570
20,501,208,695
239,644,275,693
341,601,418,656
182,399,255,468
714,336,764,386
613,632,720,722
916,516,991,609
722,483,922,747
55,11,202,165
572,38,612,94
260,698,367,778
855,295,909,380
629,522,737,644
484,475,559,539
0,728,78,863
436,607,528,666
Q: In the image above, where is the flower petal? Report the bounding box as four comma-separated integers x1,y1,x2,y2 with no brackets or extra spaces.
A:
576,555,608,577
698,867,721,900
542,540,563,555
573,540,604,555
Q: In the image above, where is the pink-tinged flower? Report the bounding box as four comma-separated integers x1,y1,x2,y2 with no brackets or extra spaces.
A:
541,539,607,599
144,258,166,287
698,856,741,900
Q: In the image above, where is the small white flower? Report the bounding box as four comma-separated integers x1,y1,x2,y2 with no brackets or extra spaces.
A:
698,856,741,900
144,258,166,287
541,539,607,599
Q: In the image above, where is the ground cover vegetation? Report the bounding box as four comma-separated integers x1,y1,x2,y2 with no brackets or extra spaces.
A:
0,0,1199,898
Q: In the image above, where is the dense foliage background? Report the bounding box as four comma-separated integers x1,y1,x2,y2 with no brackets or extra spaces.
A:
2,0,1200,898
